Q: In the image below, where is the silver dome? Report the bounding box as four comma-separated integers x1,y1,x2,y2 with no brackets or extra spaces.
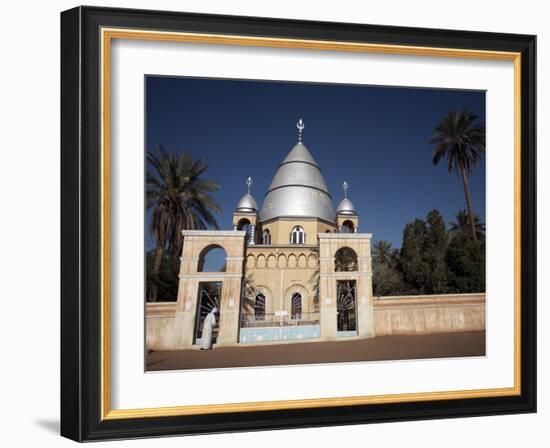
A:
337,197,357,215
261,142,335,222
235,193,257,213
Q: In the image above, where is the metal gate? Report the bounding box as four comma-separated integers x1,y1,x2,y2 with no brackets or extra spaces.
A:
337,280,357,334
194,281,221,344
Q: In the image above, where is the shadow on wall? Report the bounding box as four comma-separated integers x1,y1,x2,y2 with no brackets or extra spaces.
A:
33,419,59,435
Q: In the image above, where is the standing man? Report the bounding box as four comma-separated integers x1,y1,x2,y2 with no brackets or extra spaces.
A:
200,307,218,350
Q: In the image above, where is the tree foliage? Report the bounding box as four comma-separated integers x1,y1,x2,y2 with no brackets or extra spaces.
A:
424,210,448,294
373,209,485,296
449,209,485,241
429,109,485,241
146,250,179,302
446,231,485,293
399,219,430,293
146,145,221,302
372,243,405,296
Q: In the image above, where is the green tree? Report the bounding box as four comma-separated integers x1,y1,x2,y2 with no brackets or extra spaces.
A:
373,262,405,296
424,210,448,294
399,219,429,294
146,145,221,301
146,250,179,302
372,240,405,296
446,232,485,293
449,209,485,241
429,109,485,241
372,240,394,266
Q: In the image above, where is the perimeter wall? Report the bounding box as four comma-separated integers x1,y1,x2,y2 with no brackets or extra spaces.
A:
146,292,486,350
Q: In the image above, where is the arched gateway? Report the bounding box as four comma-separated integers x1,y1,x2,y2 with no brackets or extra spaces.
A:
153,120,374,350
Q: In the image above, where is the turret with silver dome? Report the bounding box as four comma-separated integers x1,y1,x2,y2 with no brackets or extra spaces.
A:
232,177,259,245
337,182,357,216
235,177,257,213
336,181,359,233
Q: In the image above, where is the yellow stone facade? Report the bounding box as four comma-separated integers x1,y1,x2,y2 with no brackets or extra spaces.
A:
170,219,374,349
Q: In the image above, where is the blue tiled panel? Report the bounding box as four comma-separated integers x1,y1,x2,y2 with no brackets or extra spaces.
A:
240,325,321,343
337,330,358,337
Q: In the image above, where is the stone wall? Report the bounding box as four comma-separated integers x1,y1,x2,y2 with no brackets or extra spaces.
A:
373,293,485,336
146,302,177,351
146,292,486,350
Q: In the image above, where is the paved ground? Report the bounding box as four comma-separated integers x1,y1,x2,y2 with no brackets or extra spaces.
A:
146,331,485,371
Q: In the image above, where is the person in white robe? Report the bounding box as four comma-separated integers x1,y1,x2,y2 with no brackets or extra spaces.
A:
200,307,218,350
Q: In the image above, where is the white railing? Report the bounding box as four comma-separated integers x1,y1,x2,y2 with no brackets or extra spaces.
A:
240,312,319,328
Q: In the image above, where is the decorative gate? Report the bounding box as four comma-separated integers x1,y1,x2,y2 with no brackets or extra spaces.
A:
336,280,357,334
194,282,222,344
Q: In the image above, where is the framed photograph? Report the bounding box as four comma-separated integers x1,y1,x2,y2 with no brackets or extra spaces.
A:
60,6,536,441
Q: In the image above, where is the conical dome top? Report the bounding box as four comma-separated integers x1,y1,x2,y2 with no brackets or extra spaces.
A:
281,142,318,165
261,120,335,222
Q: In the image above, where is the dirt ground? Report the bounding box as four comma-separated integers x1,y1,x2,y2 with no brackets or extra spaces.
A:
146,331,485,371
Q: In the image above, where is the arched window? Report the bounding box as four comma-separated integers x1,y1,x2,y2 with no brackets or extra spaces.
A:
262,229,271,245
197,245,228,272
291,292,302,319
237,218,251,242
341,220,354,233
254,294,266,320
334,247,358,272
290,226,305,244
236,218,251,230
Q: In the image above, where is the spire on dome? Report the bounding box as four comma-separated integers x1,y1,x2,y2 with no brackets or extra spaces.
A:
297,118,305,142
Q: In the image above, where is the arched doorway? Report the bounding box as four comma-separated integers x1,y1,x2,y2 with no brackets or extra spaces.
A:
193,281,221,345
336,280,357,333
193,245,228,345
335,247,358,335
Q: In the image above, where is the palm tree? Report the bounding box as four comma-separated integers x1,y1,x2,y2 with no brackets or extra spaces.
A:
429,109,485,241
372,240,394,265
449,209,485,240
146,145,221,301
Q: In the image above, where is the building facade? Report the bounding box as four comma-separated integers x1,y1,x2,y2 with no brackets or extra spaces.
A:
173,120,374,348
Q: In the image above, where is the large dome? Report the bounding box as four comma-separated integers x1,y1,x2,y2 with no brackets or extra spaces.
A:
260,142,335,222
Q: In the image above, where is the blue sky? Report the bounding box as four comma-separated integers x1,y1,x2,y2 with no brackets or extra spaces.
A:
145,76,485,251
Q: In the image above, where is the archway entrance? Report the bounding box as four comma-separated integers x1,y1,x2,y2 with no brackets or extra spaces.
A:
336,280,357,335
193,281,222,345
